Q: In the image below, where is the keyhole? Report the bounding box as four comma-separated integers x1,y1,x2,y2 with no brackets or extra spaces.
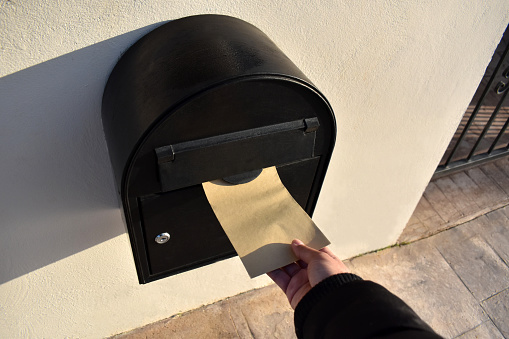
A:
155,233,171,244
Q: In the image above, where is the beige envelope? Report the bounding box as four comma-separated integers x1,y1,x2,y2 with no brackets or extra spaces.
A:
202,166,330,278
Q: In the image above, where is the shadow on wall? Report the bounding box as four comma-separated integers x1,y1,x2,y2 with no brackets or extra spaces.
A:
0,23,164,285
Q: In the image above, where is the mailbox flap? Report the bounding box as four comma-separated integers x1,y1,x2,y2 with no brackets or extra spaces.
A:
155,118,319,192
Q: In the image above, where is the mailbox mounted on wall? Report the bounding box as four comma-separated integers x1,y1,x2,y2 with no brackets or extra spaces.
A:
102,15,336,283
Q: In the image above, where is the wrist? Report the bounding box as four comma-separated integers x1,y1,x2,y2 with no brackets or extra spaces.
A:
294,273,363,338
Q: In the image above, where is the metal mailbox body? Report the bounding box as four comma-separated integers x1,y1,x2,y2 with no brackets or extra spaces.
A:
102,15,336,283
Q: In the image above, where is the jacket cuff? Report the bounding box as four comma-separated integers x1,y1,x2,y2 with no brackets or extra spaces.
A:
294,273,363,338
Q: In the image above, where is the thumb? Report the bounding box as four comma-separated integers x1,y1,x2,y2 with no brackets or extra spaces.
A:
291,239,323,263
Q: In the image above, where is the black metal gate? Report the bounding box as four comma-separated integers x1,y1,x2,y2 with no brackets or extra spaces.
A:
435,25,509,179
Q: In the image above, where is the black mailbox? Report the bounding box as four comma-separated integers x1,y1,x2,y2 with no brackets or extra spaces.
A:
102,14,336,283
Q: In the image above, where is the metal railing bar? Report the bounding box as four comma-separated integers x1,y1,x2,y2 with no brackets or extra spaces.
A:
433,147,509,179
443,44,509,167
444,109,482,167
468,88,509,159
488,114,509,155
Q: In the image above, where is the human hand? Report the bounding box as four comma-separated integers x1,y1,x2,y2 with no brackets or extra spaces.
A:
267,239,350,309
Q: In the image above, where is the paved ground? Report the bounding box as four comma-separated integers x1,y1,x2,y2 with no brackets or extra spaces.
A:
350,208,509,338
115,162,509,338
399,157,509,244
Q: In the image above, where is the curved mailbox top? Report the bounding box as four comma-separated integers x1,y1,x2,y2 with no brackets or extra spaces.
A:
102,15,335,193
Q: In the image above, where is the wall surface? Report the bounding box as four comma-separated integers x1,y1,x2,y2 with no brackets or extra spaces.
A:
1,1,508,337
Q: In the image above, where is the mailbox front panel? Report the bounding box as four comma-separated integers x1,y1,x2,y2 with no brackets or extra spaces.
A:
141,158,320,277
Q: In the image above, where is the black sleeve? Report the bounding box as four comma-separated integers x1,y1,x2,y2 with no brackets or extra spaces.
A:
294,274,443,339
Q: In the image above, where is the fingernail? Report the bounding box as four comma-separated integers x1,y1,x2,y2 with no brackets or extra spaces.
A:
292,239,304,246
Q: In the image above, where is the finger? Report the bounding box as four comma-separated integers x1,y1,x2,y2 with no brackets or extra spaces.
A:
297,260,308,269
282,262,302,277
291,239,324,263
285,269,310,306
319,247,340,261
267,269,291,292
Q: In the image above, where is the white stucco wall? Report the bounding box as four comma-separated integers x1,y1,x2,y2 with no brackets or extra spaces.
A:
1,1,508,337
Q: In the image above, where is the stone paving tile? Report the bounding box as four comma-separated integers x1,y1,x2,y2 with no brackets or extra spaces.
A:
431,222,509,301
347,239,487,339
481,288,509,338
482,161,509,196
500,203,509,220
450,171,488,209
115,285,295,339
407,212,421,227
484,209,509,266
398,220,429,244
423,181,462,223
227,284,295,339
412,195,446,231
466,167,508,208
482,208,507,224
433,176,480,217
455,320,504,339
115,300,239,339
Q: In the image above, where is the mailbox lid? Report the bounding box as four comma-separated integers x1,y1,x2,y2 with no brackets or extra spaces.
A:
102,14,314,191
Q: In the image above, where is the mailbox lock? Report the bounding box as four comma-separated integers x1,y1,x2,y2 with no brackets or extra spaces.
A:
155,233,171,244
